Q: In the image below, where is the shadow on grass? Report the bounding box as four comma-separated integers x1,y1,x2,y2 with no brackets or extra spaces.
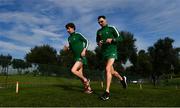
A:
52,84,102,98
53,84,82,92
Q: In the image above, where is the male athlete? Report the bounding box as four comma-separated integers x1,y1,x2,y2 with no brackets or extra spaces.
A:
64,23,93,94
96,16,127,100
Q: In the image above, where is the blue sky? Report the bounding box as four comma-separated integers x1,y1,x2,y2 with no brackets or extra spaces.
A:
0,0,180,59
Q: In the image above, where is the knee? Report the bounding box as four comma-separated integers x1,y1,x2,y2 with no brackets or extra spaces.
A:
71,68,76,73
111,71,115,75
106,66,111,74
112,72,118,76
106,68,112,78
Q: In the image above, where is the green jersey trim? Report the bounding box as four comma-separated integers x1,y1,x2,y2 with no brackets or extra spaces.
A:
110,25,120,37
76,32,89,49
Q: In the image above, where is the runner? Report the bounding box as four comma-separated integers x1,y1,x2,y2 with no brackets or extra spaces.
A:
96,16,127,100
64,23,93,94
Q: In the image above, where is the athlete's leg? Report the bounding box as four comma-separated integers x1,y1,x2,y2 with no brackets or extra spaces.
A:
78,63,93,93
105,58,115,93
111,66,123,81
101,58,114,100
71,61,87,82
78,66,89,85
78,65,85,80
111,66,127,88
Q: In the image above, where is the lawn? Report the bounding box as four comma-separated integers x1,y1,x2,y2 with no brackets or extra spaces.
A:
0,75,180,107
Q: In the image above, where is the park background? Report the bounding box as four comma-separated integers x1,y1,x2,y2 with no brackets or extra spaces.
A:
0,0,180,107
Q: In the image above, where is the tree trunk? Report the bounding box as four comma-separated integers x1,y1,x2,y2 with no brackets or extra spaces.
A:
152,74,156,86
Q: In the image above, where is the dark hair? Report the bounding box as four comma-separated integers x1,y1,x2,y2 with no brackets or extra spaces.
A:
98,15,106,20
65,23,76,30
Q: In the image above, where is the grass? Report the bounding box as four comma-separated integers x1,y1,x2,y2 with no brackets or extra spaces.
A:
0,75,180,107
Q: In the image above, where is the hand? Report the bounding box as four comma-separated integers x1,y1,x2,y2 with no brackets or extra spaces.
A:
81,48,86,57
106,38,113,44
63,45,69,51
98,40,103,47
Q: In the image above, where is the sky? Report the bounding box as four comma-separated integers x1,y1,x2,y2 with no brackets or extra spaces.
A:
0,0,180,59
